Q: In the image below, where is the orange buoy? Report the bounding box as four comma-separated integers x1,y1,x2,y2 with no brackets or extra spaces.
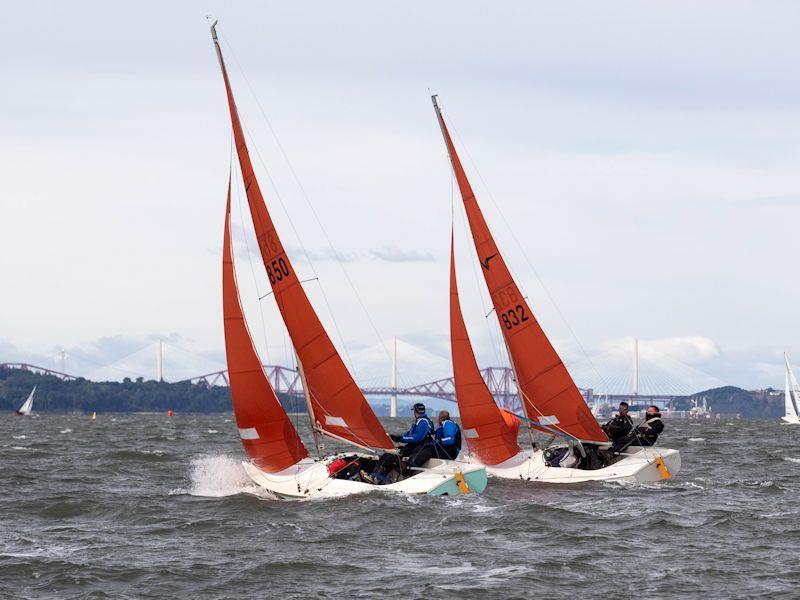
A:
166,410,174,417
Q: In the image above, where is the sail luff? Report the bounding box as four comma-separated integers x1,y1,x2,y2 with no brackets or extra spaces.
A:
18,386,35,415
222,178,309,472
211,24,393,451
450,230,521,465
432,96,607,443
785,354,800,420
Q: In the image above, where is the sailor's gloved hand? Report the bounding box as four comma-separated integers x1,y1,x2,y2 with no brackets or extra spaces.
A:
390,433,402,442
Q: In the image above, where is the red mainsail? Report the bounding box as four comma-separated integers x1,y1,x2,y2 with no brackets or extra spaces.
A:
222,178,308,472
434,96,607,443
212,26,394,451
450,232,521,464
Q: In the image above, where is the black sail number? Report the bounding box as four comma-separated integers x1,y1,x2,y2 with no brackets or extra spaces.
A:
267,257,290,285
500,304,530,330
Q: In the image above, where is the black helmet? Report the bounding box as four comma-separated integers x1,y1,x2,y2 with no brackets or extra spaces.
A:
413,403,426,414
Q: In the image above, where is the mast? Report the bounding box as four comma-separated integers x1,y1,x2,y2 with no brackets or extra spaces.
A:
222,176,308,472
431,94,607,444
450,229,521,464
295,352,322,457
211,21,394,452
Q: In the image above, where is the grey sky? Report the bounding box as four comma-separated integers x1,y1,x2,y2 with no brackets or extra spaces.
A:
2,1,799,390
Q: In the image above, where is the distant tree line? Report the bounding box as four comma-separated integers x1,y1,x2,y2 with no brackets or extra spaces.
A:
1,366,782,418
0,366,304,413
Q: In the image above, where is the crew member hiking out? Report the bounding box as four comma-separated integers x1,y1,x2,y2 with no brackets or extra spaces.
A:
624,405,664,448
434,410,461,460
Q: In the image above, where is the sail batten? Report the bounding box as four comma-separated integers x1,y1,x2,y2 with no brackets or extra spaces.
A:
434,96,607,444
222,178,308,472
213,26,393,452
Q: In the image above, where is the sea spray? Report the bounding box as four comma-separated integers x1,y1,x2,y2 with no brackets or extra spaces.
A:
188,455,251,497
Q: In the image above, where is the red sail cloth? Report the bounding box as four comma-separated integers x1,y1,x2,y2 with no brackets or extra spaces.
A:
213,37,393,451
434,98,607,444
222,179,308,472
450,233,521,464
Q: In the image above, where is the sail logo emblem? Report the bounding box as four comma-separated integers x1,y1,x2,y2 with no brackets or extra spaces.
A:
481,253,498,270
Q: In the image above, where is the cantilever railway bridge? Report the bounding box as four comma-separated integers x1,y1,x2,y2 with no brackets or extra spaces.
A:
182,365,685,412
1,362,688,413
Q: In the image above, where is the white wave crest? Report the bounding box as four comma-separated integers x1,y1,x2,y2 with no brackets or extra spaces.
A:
783,457,800,464
689,438,706,442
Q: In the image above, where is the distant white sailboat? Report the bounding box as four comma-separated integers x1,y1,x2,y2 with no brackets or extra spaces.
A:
16,386,36,416
782,354,800,425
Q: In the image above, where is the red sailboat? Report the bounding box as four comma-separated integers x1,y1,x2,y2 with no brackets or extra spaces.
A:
212,22,487,498
435,96,680,482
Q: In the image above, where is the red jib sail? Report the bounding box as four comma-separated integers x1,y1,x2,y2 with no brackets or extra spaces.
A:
450,232,521,464
222,178,308,472
212,26,393,451
433,96,607,443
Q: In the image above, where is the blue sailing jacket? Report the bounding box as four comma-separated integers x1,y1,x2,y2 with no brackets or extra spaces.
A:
401,413,434,445
435,419,461,450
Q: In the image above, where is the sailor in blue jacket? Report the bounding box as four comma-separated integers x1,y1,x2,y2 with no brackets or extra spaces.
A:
434,410,462,460
390,403,435,469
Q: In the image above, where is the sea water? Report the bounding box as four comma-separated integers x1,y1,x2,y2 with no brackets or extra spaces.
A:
1,415,799,598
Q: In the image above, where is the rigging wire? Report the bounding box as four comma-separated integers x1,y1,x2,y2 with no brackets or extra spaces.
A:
217,30,360,382
219,30,396,385
231,139,274,367
438,101,611,394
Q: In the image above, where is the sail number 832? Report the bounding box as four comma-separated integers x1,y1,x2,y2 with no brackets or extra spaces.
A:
500,305,529,330
267,257,290,284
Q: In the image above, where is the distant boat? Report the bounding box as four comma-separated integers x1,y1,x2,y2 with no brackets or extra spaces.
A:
433,95,681,483
782,354,800,424
15,386,35,416
91,411,97,421
210,21,486,499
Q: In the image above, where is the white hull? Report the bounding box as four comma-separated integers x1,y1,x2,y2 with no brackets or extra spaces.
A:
242,454,488,499
781,416,800,425
465,446,681,483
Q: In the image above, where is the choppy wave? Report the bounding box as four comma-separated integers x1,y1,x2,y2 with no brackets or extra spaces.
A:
2,414,799,598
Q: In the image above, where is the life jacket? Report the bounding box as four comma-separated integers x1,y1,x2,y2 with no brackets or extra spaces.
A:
440,419,462,454
636,416,663,444
408,415,434,446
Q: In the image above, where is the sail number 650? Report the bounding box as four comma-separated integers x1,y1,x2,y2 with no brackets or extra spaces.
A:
267,257,290,284
501,305,529,330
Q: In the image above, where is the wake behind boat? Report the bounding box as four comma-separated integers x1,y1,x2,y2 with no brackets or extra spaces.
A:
15,386,35,416
433,96,681,483
211,23,486,499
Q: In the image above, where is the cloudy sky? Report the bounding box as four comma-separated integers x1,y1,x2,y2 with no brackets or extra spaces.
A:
2,1,799,391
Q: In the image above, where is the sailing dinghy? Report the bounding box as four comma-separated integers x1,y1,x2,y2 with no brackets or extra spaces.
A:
15,386,35,416
435,96,680,483
782,354,800,425
212,23,486,499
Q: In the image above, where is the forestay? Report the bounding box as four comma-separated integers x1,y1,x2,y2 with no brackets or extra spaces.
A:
222,179,308,472
212,25,394,452
432,96,607,444
450,232,521,465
